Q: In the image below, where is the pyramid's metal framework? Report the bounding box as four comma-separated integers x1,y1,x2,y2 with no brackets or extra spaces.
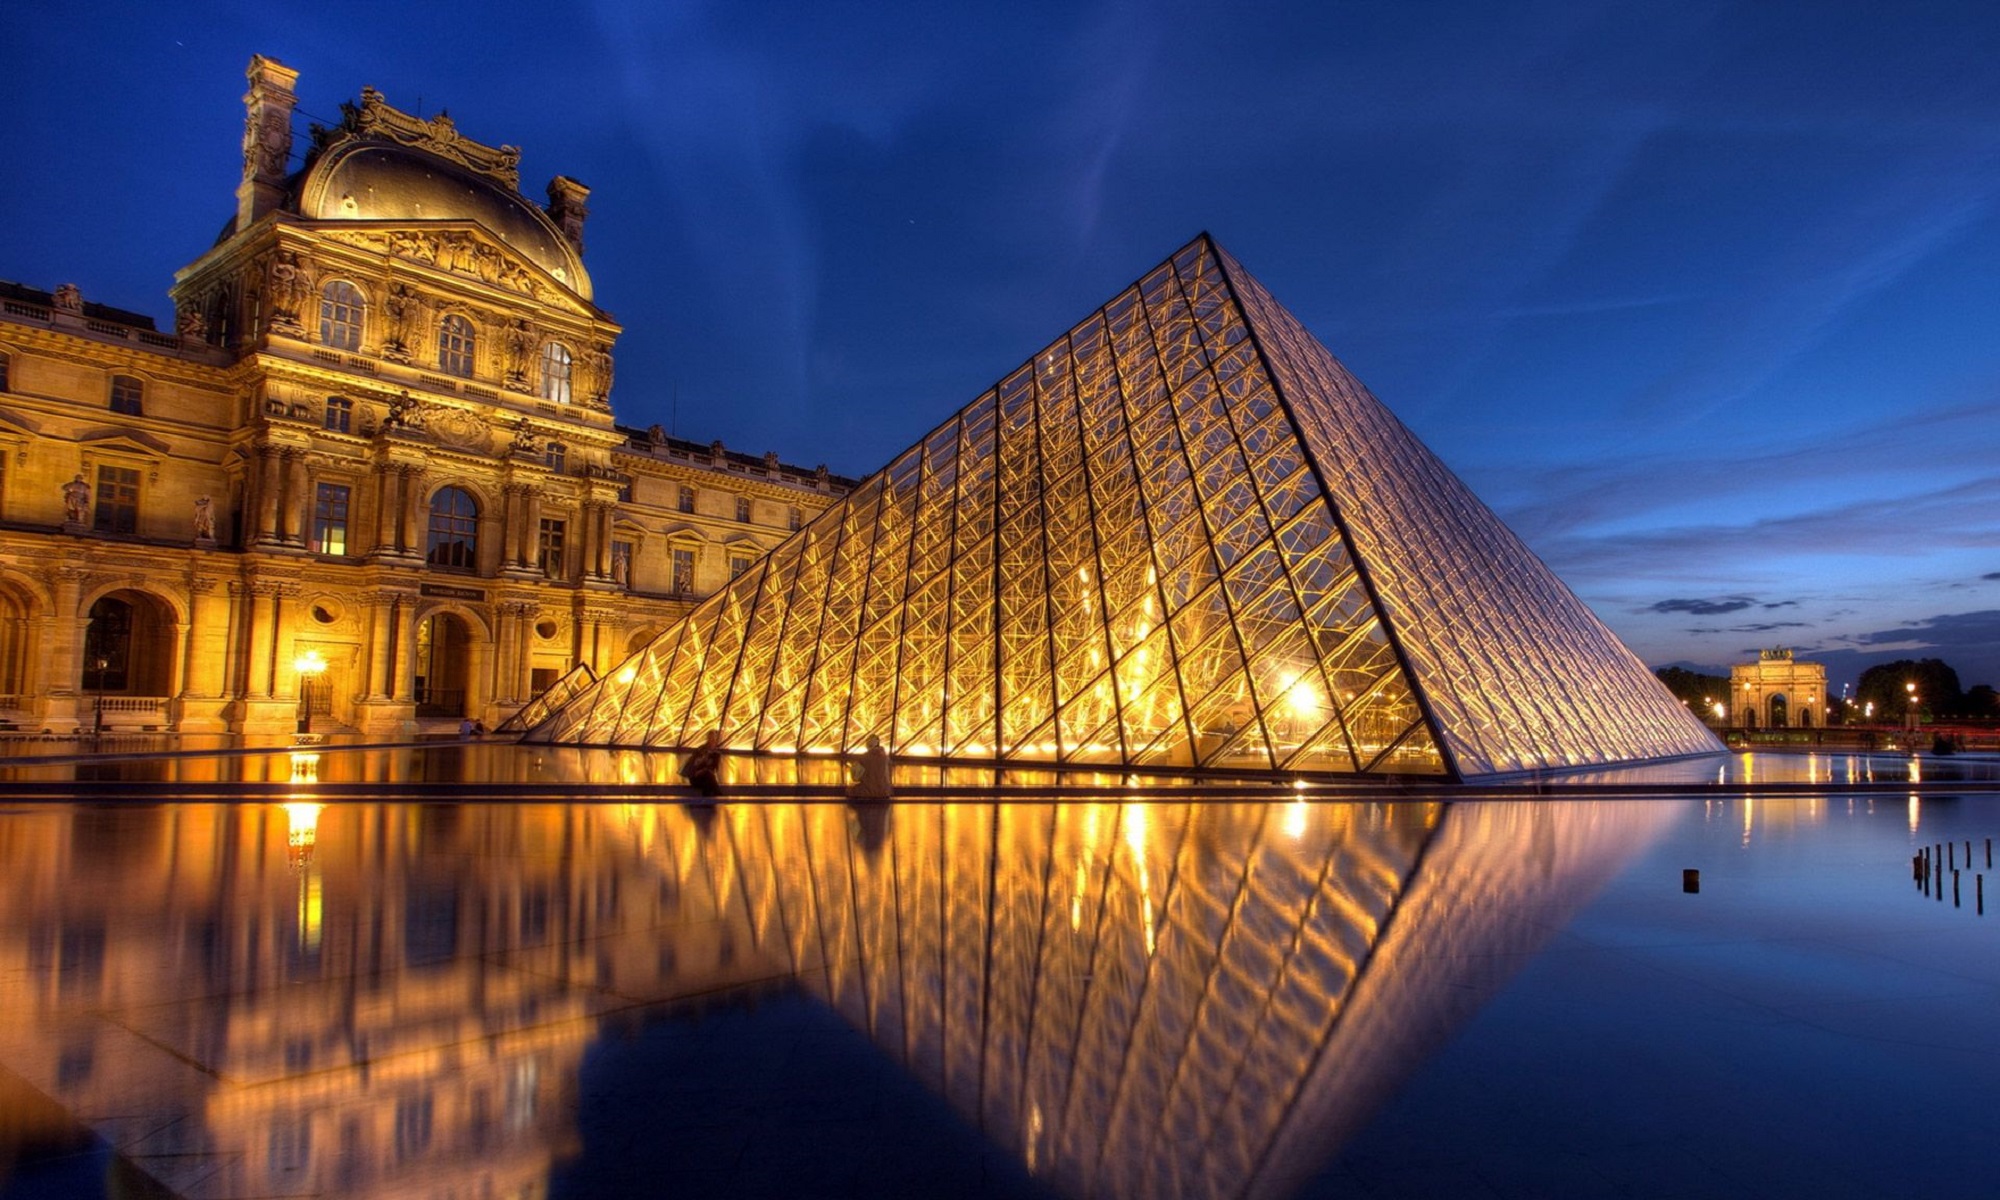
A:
527,236,1721,779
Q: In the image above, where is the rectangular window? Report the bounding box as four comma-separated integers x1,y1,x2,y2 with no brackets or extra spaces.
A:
735,496,752,523
677,486,695,514
92,466,139,534
671,548,694,595
788,507,802,531
538,518,567,577
324,395,353,434
729,555,752,580
0,352,10,392
108,375,144,417
312,483,350,555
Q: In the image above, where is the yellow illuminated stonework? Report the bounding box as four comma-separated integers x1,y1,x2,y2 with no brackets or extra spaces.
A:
1729,647,1828,729
530,236,1721,780
0,56,847,738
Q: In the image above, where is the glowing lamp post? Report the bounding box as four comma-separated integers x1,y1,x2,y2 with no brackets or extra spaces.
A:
1905,682,1919,733
92,655,110,737
295,650,328,736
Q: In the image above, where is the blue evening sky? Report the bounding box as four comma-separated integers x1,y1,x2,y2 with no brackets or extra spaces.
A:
5,1,1997,689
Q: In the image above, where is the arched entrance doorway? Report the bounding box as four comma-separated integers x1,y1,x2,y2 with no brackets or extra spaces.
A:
1768,694,1789,729
414,612,471,718
82,591,177,729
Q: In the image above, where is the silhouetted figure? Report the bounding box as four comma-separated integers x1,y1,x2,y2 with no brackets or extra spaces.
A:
681,729,724,797
848,734,893,799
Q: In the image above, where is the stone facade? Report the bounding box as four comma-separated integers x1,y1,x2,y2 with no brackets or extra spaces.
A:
0,56,847,739
1729,648,1828,729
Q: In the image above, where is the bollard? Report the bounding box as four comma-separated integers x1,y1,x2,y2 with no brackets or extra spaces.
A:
1682,868,1699,894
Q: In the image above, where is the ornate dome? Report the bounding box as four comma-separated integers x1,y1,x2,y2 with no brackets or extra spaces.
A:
296,136,593,302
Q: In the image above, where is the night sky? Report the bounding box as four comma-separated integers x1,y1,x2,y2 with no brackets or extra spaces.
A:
6,2,1998,690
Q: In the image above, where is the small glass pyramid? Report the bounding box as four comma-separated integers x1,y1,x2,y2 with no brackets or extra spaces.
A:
526,236,1721,779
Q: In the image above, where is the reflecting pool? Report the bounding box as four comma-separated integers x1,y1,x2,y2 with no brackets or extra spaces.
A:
0,786,1995,1197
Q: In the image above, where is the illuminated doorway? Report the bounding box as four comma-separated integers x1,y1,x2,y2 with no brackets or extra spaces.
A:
414,613,471,718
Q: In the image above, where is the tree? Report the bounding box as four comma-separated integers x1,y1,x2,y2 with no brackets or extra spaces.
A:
1656,666,1728,714
1854,659,1962,723
1961,684,1997,719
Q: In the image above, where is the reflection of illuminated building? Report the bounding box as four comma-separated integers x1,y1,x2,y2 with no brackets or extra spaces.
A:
531,237,1720,780
0,796,1670,1197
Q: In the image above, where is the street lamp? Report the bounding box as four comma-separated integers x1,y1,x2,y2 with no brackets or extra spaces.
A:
1905,681,1919,733
92,654,109,737
295,650,327,736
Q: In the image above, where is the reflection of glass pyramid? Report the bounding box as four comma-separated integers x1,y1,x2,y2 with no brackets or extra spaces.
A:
529,236,1720,778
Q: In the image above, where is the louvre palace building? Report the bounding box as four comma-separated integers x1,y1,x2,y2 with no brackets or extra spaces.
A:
0,56,849,739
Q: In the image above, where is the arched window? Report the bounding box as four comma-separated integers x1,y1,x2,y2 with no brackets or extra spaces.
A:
318,280,365,351
539,342,573,404
438,315,476,378
109,374,144,417
426,486,480,571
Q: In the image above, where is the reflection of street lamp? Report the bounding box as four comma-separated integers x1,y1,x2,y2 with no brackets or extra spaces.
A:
295,650,327,735
92,655,109,736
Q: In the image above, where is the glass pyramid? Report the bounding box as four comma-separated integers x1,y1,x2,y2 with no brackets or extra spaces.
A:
527,235,1722,779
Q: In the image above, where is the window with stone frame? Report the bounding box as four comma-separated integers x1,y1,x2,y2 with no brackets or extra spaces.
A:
438,315,477,378
324,395,354,434
312,482,351,556
108,375,144,417
544,442,567,473
671,547,695,595
735,496,751,523
539,342,573,404
538,518,567,578
788,507,802,531
729,554,752,580
92,465,140,534
425,485,479,570
319,280,365,351
677,485,695,514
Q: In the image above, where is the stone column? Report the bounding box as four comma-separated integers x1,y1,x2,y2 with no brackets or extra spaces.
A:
283,450,311,543
399,468,426,556
47,567,87,699
516,604,539,699
183,581,230,697
390,598,418,702
365,596,395,699
521,489,543,571
492,604,518,704
256,447,283,542
244,583,279,697
375,464,400,554
595,504,615,578
500,485,522,568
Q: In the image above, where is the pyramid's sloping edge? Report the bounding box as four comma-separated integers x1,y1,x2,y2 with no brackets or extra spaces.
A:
1211,245,1724,778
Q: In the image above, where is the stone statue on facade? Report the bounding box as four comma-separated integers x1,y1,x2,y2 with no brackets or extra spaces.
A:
52,284,83,313
511,420,540,455
385,390,425,430
504,318,533,388
382,284,419,361
62,474,90,524
193,495,216,542
176,305,208,340
265,250,307,332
